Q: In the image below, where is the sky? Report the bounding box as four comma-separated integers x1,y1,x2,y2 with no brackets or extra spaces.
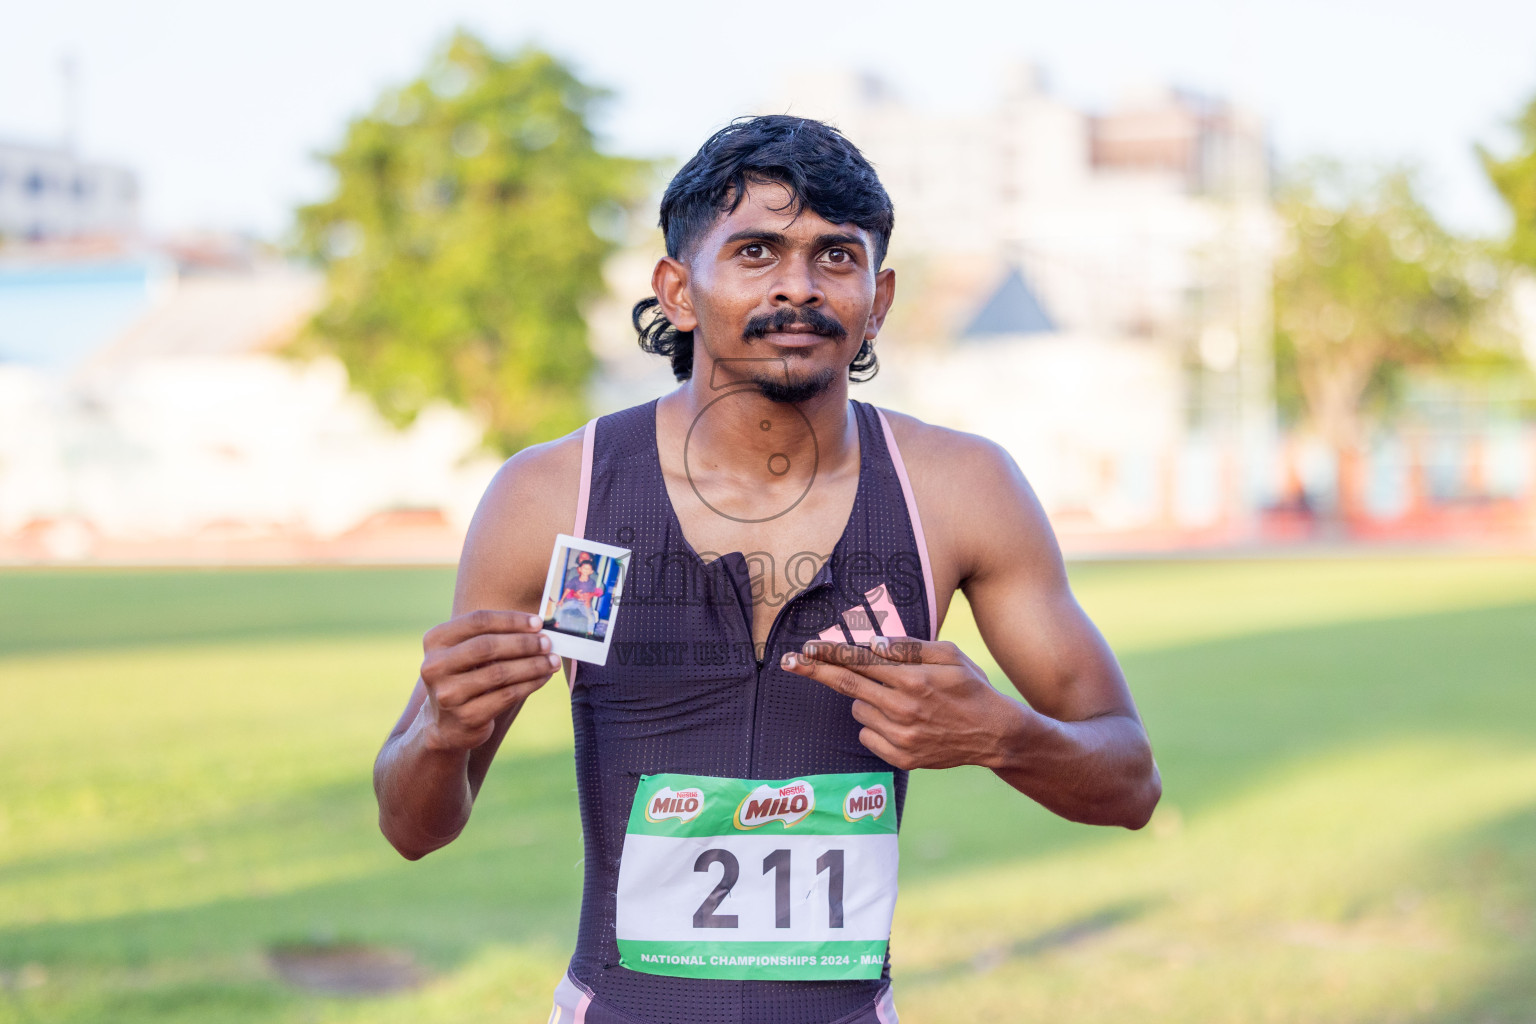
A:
2,0,1534,241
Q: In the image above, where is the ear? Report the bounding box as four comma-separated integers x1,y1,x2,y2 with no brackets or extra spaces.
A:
651,256,697,333
864,267,897,341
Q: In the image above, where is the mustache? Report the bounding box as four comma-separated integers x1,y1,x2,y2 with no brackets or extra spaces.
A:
741,307,848,341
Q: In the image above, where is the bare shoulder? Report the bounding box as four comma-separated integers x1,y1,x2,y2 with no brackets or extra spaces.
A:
453,425,587,614
879,407,1017,483
877,407,1060,586
481,427,586,523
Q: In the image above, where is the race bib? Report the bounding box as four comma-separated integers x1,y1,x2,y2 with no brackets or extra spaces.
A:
615,772,899,981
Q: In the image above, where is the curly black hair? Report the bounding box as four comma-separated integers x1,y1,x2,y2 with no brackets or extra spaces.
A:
634,115,895,383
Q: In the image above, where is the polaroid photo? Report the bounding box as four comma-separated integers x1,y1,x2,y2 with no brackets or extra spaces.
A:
538,533,631,665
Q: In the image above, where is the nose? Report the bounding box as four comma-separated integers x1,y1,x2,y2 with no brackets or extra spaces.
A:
770,253,823,308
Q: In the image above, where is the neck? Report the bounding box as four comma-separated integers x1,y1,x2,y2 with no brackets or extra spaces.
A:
667,370,856,473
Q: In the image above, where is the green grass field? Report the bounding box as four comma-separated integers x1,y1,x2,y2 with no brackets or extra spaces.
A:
2,557,1535,1023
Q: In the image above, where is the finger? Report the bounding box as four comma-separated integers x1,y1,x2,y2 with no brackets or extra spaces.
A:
425,610,542,651
856,725,909,768
798,639,946,690
798,640,861,664
426,630,551,678
781,650,890,707
433,652,562,706
799,637,919,666
446,674,551,733
850,697,901,734
867,636,967,666
798,640,908,677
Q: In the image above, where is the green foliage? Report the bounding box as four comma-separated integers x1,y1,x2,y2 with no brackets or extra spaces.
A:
296,31,650,454
1272,163,1487,449
1480,94,1536,268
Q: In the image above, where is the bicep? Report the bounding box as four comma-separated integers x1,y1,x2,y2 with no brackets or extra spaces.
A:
451,457,567,619
958,456,1137,724
385,440,579,774
455,451,579,785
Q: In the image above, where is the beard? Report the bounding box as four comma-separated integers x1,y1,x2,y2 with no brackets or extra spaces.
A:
740,306,849,404
749,365,839,404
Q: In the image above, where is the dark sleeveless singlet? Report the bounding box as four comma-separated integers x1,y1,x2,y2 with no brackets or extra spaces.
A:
560,398,935,1024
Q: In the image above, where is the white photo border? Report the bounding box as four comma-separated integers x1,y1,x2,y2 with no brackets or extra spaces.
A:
538,533,632,665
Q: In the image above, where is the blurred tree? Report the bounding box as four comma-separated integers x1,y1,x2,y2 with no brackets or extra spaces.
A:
296,30,649,454
1272,164,1483,519
1480,95,1536,268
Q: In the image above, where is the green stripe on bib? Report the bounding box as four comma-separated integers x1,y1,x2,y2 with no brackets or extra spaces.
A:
616,939,888,981
626,772,897,838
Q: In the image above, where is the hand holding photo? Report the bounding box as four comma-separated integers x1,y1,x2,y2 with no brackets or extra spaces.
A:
539,533,631,664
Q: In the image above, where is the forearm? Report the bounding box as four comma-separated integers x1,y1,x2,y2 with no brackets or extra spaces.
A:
982,702,1161,829
374,710,476,860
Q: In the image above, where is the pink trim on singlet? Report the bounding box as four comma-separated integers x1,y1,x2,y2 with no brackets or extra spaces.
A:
566,418,598,692
876,408,937,641
550,971,594,1024
574,418,596,539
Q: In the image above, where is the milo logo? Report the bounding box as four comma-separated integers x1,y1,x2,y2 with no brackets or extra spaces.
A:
734,780,815,830
644,785,704,824
843,782,888,822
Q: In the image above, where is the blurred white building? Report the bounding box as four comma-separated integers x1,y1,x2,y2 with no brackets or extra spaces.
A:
0,140,139,242
762,66,1278,544
0,251,500,562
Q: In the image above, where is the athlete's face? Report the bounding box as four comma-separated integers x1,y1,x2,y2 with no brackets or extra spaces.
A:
652,181,896,402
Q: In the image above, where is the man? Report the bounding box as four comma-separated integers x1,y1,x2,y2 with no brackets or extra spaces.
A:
562,555,601,607
374,115,1160,1024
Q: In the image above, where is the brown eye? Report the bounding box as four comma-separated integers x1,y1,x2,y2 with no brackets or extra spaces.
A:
825,248,849,263
742,243,768,259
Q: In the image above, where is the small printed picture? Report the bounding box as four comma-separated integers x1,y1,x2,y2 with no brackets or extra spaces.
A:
538,533,631,665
